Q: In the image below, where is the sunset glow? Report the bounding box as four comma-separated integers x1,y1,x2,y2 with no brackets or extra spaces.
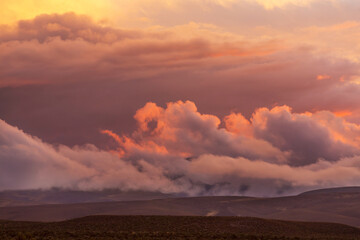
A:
1,0,360,197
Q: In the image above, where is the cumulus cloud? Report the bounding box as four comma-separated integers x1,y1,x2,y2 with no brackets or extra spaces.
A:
110,101,288,163
252,106,359,166
1,101,359,196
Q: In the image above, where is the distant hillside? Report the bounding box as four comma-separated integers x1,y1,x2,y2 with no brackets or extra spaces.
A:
1,216,359,240
299,186,360,195
0,189,172,207
0,187,359,227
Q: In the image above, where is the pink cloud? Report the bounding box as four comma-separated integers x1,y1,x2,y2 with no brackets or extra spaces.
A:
1,100,360,196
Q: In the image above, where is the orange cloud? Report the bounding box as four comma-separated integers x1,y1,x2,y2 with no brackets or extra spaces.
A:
333,110,352,117
224,113,253,137
100,101,360,168
317,75,331,80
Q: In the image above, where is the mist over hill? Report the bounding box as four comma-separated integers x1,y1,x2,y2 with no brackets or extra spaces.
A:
0,187,359,227
0,188,172,207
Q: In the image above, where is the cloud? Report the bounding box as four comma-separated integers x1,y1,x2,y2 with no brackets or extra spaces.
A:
1,13,360,150
188,154,360,196
116,101,288,163
248,0,320,9
0,119,184,193
252,106,359,166
1,101,359,196
0,13,281,87
110,101,359,167
0,119,94,190
1,12,360,193
0,12,141,44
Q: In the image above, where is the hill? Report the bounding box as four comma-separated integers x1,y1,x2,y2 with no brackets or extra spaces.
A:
0,189,171,207
299,186,360,195
1,215,359,240
0,187,359,227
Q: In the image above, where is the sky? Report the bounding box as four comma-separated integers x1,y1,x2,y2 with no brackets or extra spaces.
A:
1,0,360,196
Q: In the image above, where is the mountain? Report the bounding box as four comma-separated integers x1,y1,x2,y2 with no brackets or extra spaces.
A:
0,187,359,227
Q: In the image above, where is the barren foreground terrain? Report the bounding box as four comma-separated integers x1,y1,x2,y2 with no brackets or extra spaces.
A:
1,215,360,240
